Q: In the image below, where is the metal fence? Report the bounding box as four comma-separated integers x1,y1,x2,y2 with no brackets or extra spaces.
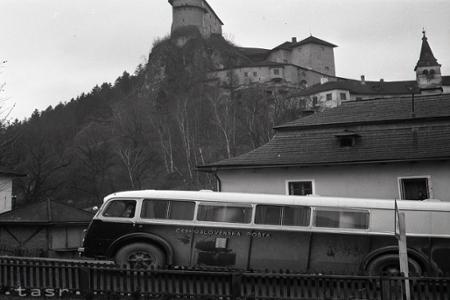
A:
0,256,449,299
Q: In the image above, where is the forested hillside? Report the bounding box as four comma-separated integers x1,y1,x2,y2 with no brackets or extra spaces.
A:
0,33,307,208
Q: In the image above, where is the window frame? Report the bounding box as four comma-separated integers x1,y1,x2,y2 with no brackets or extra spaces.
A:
255,204,312,227
196,201,253,224
285,179,315,196
397,175,433,200
100,198,139,222
326,93,332,101
312,207,370,230
140,199,196,221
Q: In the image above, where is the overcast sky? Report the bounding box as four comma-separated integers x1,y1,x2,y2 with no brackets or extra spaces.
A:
1,0,449,120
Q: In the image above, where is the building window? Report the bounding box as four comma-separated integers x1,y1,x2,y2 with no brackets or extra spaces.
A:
335,132,359,147
253,71,257,76
326,93,332,101
288,181,313,196
283,59,288,63
339,137,354,147
312,96,318,107
273,69,280,75
325,66,330,71
244,72,248,77
340,93,347,100
399,177,431,200
356,97,362,101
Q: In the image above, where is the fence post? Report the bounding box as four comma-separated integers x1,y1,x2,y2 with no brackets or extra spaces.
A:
79,266,92,300
231,271,243,300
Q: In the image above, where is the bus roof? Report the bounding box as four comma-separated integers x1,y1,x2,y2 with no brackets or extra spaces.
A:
103,190,450,212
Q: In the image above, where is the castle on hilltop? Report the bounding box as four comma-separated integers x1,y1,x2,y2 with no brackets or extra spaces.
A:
168,0,449,101
168,0,339,92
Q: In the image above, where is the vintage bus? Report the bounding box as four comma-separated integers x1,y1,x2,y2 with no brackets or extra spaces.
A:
80,190,450,275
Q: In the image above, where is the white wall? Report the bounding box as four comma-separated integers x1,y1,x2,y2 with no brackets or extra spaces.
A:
0,176,13,214
217,161,450,201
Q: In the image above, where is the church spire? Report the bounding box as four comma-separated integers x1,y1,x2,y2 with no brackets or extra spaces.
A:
414,29,440,71
414,30,442,94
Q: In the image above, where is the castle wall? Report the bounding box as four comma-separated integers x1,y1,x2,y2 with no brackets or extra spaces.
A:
211,65,338,90
291,44,335,76
267,49,292,64
171,0,222,37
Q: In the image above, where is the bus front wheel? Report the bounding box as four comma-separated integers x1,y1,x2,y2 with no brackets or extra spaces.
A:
115,243,165,269
366,254,422,276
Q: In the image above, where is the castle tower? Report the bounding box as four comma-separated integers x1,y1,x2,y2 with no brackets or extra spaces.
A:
169,0,223,38
415,30,442,93
290,36,337,77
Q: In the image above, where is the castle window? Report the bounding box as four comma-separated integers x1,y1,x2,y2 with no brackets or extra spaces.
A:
422,70,429,75
340,93,347,100
430,69,435,75
326,93,332,101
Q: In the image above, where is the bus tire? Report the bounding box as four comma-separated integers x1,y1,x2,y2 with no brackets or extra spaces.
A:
366,254,422,275
115,243,165,269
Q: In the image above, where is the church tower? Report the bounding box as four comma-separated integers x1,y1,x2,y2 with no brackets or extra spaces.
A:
415,30,442,94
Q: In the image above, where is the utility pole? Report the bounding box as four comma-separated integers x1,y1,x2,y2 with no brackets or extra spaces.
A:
397,211,411,300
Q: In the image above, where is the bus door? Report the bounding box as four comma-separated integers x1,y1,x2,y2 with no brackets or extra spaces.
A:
191,203,252,268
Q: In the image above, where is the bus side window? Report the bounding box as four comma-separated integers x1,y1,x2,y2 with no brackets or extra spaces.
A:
103,200,136,218
197,204,252,224
141,200,168,219
314,209,369,229
255,205,282,225
283,206,311,226
141,199,195,220
169,201,195,220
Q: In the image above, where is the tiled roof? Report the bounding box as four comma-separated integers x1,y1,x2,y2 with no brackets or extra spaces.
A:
0,200,93,224
0,168,26,177
415,32,440,70
237,47,270,62
199,94,450,170
272,36,337,51
294,76,450,97
295,36,337,48
277,93,450,129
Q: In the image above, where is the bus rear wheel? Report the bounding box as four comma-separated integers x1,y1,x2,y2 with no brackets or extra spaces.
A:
115,243,165,269
366,254,422,276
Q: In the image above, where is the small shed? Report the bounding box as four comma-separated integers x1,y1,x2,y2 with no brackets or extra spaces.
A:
0,199,93,258
0,168,26,214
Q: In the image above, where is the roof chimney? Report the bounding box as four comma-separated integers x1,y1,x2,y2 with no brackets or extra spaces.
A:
360,75,366,85
380,78,384,83
291,37,297,43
